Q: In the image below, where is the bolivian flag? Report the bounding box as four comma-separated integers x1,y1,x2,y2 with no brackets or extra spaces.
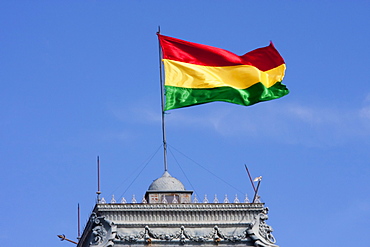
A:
158,34,289,111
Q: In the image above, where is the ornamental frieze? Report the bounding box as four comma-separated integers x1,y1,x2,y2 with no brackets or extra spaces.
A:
115,225,251,244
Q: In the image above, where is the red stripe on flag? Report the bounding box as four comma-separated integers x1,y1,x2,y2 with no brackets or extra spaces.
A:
158,34,285,71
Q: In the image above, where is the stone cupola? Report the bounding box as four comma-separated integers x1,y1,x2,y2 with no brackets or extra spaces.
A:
144,171,193,203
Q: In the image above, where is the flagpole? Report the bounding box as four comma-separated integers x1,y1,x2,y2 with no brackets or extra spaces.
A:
157,27,168,172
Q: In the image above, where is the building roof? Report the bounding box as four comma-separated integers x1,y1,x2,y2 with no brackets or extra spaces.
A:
148,171,185,191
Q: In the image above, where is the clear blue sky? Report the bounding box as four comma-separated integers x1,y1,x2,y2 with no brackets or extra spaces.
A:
1,1,369,246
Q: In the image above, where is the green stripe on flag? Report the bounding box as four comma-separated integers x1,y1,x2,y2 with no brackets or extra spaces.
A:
164,82,289,111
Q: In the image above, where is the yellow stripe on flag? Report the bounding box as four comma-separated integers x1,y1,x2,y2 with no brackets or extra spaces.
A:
163,59,286,89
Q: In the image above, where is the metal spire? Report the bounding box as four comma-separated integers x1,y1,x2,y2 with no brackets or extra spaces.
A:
96,156,101,203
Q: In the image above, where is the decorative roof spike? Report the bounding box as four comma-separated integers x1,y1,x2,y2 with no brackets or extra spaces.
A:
110,195,116,203
213,194,219,203
223,194,229,203
244,194,250,203
131,195,137,203
203,194,209,203
100,197,106,204
121,197,127,203
172,196,179,203
142,196,147,204
193,194,199,203
233,194,240,203
162,196,168,204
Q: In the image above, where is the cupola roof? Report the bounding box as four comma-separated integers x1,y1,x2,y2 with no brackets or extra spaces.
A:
148,171,185,191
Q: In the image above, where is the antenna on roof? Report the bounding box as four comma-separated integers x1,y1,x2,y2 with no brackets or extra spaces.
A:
252,176,262,203
77,203,81,240
245,165,263,203
96,156,101,203
244,165,257,192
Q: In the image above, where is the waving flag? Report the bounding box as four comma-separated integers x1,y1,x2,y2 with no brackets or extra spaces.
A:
158,34,289,111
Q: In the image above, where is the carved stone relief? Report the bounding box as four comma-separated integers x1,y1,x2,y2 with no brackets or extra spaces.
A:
115,225,252,244
89,213,116,247
248,207,278,247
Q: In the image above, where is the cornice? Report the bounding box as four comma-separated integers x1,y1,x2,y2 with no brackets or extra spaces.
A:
95,202,265,211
